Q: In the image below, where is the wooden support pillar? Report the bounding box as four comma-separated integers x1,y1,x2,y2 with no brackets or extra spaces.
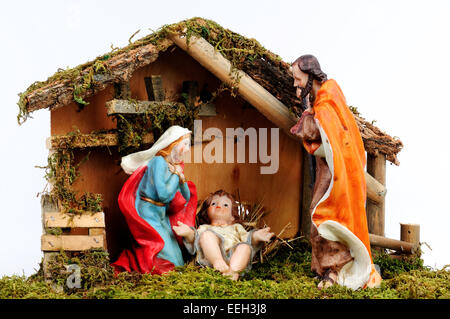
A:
41,194,59,278
400,223,420,253
300,154,386,240
366,153,386,237
300,152,313,240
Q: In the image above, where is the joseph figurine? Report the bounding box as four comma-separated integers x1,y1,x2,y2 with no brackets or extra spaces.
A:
290,55,382,290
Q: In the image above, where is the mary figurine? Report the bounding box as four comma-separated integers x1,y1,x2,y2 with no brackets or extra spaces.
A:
112,126,198,275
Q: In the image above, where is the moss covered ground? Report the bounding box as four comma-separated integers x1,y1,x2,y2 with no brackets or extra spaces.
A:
1,240,448,299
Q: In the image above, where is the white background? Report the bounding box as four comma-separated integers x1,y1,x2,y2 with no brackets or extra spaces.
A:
1,0,449,277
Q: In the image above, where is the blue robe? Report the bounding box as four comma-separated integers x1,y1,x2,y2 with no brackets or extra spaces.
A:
135,156,190,266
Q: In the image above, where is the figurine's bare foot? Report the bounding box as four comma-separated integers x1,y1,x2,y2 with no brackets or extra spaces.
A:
317,270,337,290
212,259,229,273
223,269,239,281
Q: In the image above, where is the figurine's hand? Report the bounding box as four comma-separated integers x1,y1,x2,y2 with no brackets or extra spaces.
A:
253,227,275,243
174,164,184,175
172,221,190,236
304,106,314,114
175,165,186,184
168,163,185,184
172,221,195,243
177,172,186,184
167,162,176,174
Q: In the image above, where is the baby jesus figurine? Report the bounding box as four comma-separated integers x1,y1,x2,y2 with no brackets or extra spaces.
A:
173,189,274,280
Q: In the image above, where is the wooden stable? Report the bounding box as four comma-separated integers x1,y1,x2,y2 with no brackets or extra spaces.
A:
43,42,303,262
19,19,413,265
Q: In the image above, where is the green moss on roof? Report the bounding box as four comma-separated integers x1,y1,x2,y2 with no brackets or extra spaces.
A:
17,17,285,124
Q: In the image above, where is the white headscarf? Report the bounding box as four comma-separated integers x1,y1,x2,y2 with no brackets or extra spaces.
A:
120,125,191,175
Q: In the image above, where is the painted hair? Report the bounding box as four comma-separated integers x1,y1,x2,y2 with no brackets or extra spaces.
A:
156,133,190,158
196,190,245,226
292,54,328,111
292,54,328,83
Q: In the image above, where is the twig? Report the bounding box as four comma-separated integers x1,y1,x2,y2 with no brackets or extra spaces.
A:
128,29,141,44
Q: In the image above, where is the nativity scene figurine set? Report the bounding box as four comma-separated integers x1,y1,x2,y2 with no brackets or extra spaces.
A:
111,54,382,290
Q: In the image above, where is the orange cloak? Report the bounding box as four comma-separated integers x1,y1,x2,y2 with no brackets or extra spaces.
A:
306,79,381,289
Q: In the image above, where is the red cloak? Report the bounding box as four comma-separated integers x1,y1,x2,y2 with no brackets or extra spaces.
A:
111,164,197,275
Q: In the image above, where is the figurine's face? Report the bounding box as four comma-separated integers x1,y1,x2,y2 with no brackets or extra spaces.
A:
292,63,309,99
207,195,234,226
170,134,191,163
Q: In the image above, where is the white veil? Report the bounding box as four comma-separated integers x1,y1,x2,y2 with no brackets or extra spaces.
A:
120,125,191,175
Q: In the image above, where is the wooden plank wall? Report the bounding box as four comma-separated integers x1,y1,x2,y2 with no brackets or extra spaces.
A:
183,92,302,238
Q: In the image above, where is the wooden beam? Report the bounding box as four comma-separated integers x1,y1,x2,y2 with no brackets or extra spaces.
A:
105,99,185,115
365,171,387,204
43,212,105,228
369,233,417,254
24,39,174,113
41,235,104,251
366,153,386,237
169,34,298,138
46,132,118,149
46,131,154,150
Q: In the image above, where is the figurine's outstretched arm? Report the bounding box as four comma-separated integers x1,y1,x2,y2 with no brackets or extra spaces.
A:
251,227,275,246
172,221,195,243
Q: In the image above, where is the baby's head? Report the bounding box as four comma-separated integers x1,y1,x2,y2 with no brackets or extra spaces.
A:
197,190,244,226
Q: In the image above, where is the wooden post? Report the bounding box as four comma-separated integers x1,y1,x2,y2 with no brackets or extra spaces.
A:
151,75,165,101
41,194,59,279
300,152,313,239
400,223,420,248
366,153,386,237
